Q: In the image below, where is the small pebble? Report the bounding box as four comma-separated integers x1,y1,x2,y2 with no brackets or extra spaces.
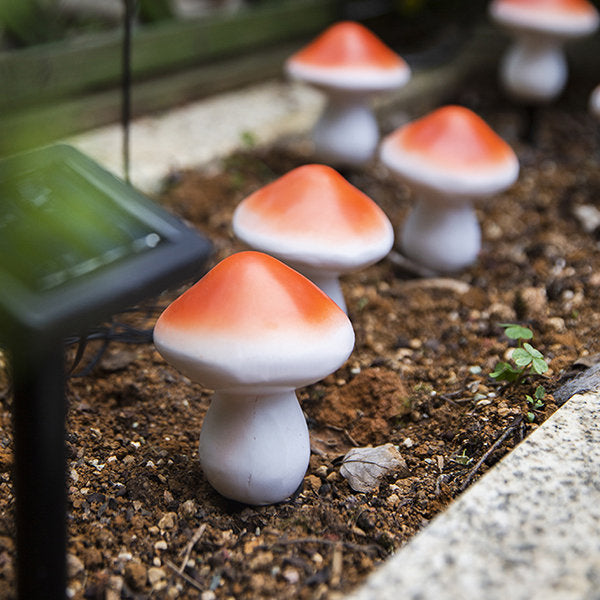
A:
180,499,197,518
158,512,177,530
282,567,300,584
147,567,166,586
67,554,84,578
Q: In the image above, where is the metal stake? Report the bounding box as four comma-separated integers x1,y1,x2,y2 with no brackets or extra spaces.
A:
12,342,67,600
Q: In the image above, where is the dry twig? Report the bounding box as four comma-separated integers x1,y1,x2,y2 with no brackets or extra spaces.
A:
460,415,523,491
177,523,207,573
165,559,204,592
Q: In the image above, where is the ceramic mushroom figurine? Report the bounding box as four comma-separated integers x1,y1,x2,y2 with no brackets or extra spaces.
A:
285,21,410,166
153,251,354,505
232,164,394,313
380,105,519,272
489,0,599,104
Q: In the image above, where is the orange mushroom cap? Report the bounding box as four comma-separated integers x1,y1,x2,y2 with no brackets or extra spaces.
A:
380,105,519,198
233,164,394,273
286,21,410,92
490,0,599,37
153,251,354,392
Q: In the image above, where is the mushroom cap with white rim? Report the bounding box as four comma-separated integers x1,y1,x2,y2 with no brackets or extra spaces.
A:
490,0,599,39
233,164,394,275
285,21,410,94
379,105,519,200
153,251,355,393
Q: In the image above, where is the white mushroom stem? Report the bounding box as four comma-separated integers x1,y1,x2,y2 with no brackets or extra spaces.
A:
198,390,311,505
500,34,568,103
312,92,379,166
400,196,481,273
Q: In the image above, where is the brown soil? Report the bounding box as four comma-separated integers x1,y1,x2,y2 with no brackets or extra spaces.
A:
1,70,600,599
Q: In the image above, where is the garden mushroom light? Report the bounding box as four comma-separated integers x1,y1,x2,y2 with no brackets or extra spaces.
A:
154,251,354,505
489,0,599,104
380,105,519,272
285,21,410,166
232,164,394,313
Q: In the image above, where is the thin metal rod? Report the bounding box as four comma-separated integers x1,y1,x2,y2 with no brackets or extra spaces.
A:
12,344,67,600
122,0,135,184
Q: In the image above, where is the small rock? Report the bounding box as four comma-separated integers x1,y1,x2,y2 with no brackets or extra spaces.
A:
67,581,83,598
315,465,328,477
340,444,408,493
124,562,147,590
108,575,124,595
305,474,321,491
282,566,300,584
518,286,547,317
179,499,197,519
573,204,600,233
547,316,566,332
497,402,511,417
387,493,400,506
201,591,217,600
409,338,422,349
147,567,166,586
158,512,177,531
488,302,516,322
249,551,274,570
67,553,84,578
167,585,182,599
154,540,168,552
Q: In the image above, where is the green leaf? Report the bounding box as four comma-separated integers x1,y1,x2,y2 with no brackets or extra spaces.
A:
531,357,549,375
490,362,520,381
512,348,533,367
500,324,533,340
526,394,544,409
527,412,535,422
534,385,546,400
523,343,543,358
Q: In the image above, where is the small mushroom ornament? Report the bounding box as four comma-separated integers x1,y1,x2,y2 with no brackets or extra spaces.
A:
286,21,410,166
233,164,394,313
489,0,599,103
380,105,519,272
153,251,354,505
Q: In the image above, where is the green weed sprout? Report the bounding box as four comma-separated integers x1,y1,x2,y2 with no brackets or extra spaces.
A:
490,324,548,384
526,385,546,422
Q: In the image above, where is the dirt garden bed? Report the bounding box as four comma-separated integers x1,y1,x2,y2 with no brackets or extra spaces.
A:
1,69,600,599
